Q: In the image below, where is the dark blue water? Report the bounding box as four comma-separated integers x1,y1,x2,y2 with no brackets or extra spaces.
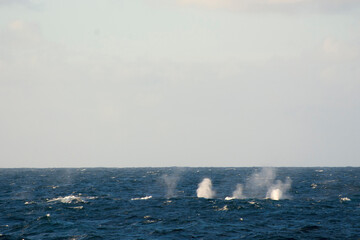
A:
0,168,359,239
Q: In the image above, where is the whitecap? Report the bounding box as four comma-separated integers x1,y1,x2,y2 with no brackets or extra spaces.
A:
47,195,95,204
340,197,351,202
131,196,152,201
217,205,229,211
71,206,84,209
225,196,235,201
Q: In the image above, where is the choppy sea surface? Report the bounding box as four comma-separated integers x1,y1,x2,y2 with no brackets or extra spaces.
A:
0,167,359,239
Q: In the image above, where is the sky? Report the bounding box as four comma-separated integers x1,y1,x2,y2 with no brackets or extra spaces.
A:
0,0,359,167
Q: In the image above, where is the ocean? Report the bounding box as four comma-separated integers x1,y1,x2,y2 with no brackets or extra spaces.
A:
0,167,359,239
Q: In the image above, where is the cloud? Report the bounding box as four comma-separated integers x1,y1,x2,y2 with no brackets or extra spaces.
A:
174,0,360,13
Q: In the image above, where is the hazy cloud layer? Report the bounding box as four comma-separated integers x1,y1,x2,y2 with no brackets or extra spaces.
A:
0,1,359,167
175,0,360,12
0,0,41,7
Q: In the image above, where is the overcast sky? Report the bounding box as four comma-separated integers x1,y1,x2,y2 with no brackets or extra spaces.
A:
0,0,359,167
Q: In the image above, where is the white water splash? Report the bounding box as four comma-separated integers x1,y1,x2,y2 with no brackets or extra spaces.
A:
196,178,215,199
265,177,292,200
226,168,292,200
161,174,180,198
247,168,276,192
225,183,245,200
